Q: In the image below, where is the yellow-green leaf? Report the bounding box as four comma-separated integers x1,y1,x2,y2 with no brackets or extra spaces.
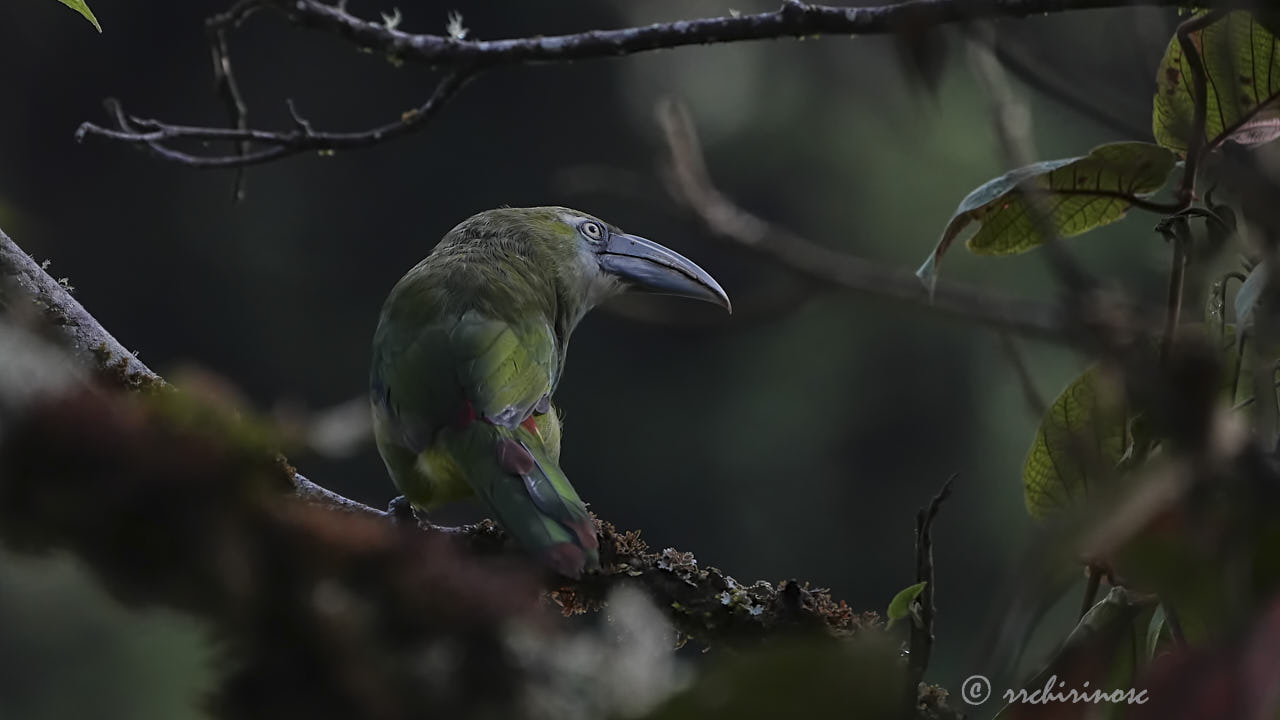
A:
916,142,1177,291
1023,365,1128,519
885,581,927,628
56,0,101,32
1153,11,1280,153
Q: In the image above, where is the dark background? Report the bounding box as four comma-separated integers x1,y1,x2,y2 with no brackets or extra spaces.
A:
0,1,1184,716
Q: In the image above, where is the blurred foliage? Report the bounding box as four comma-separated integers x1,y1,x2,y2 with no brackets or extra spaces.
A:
0,352,944,718
1132,597,1280,720
0,375,549,719
993,587,1152,719
0,550,210,720
645,636,906,720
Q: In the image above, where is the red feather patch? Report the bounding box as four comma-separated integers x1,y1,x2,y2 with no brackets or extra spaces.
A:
520,414,540,436
496,437,535,476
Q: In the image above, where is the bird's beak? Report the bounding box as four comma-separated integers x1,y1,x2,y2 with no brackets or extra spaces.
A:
599,233,732,312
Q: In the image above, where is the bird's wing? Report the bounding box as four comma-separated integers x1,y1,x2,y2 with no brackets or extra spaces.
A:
447,311,597,576
449,309,557,428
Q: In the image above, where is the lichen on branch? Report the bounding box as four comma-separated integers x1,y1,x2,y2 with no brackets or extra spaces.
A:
0,225,872,650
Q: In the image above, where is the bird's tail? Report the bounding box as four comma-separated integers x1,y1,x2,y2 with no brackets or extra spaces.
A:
445,419,599,578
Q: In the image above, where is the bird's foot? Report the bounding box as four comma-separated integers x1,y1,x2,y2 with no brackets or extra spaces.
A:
387,495,471,535
386,495,418,525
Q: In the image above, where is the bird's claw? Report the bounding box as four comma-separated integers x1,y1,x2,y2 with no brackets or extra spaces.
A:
387,495,418,525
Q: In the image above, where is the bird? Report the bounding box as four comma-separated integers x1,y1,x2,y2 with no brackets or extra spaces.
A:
370,207,730,577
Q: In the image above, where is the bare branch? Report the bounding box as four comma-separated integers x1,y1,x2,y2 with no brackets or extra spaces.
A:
0,228,154,385
74,0,1244,169
76,70,476,168
210,0,1240,68
654,98,1072,341
206,19,250,197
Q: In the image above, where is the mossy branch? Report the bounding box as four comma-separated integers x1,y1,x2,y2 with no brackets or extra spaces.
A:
0,225,868,648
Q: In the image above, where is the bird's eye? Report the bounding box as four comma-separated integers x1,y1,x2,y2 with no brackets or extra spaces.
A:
579,221,604,242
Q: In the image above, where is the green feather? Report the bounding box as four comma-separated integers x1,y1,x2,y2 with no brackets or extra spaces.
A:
370,207,605,576
371,206,727,576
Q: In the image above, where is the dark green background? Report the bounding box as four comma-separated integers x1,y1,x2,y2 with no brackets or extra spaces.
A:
0,1,1182,716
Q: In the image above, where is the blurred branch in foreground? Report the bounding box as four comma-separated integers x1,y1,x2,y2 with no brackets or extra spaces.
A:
0,340,543,717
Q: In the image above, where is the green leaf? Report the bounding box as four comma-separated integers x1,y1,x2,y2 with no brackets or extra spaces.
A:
1023,365,1128,519
885,581,927,628
55,0,101,32
1146,605,1167,660
1153,11,1280,153
916,142,1177,291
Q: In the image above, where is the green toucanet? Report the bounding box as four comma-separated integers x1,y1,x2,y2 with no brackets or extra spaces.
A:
370,207,730,577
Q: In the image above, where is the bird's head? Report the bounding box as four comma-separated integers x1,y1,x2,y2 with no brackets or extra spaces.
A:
478,206,731,314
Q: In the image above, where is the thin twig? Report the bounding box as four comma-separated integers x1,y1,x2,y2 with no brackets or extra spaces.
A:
77,70,477,168
905,475,954,712
203,0,270,194
1157,216,1192,363
206,22,250,198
